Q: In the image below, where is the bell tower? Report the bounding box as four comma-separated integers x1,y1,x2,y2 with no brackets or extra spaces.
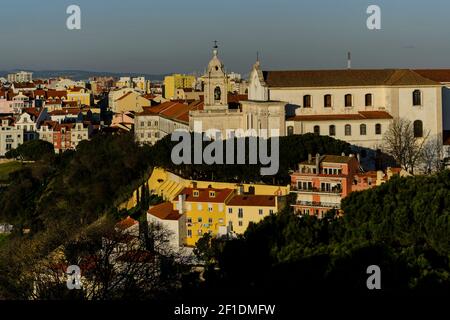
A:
203,41,228,110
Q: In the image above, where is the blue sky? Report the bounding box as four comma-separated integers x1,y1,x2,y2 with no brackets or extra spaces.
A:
1,0,449,74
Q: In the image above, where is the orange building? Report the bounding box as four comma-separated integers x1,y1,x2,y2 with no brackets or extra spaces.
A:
290,154,360,217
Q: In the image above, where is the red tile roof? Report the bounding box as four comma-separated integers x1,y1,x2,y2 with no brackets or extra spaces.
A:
413,69,450,83
262,69,439,87
148,202,181,221
116,216,139,230
288,111,393,121
177,187,234,203
22,107,40,118
227,195,276,207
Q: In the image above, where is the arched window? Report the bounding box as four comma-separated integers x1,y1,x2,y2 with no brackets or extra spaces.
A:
214,86,221,101
303,95,311,108
413,120,423,137
329,125,336,136
413,90,421,106
345,124,352,136
365,93,373,106
313,125,320,135
345,94,352,107
360,124,367,135
375,123,382,135
324,94,332,107
287,126,294,136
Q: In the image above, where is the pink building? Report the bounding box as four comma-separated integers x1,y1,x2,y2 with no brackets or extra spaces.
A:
290,154,360,218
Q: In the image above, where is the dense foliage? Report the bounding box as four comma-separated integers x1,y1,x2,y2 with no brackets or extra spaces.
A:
150,133,351,185
5,140,55,161
191,172,450,298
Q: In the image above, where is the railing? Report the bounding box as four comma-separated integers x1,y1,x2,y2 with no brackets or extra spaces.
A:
291,186,342,194
294,201,340,209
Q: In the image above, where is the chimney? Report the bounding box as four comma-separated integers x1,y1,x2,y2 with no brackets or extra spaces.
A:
236,184,244,195
315,153,320,173
347,52,351,69
178,194,185,215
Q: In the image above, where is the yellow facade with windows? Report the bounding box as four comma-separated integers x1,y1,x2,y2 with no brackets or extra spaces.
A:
164,74,196,100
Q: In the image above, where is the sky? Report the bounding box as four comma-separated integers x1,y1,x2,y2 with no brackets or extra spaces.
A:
1,0,450,75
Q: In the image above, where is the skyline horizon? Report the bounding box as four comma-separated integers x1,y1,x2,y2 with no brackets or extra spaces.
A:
1,0,449,75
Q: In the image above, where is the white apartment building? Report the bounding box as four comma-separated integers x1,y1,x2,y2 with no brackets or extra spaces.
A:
7,71,33,83
0,118,23,156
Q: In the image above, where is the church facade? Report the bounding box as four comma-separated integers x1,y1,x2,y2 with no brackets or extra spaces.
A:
189,45,285,138
248,65,443,149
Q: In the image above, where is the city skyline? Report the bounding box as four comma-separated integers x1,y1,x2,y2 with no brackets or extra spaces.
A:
1,0,450,74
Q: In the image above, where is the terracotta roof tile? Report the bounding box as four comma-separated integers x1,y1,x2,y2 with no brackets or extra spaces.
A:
177,187,234,203
288,111,392,121
262,69,439,87
227,195,276,207
148,202,181,221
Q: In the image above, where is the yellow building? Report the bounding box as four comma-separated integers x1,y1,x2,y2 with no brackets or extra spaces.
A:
174,187,234,247
67,86,92,106
164,74,196,100
114,91,151,113
226,195,279,234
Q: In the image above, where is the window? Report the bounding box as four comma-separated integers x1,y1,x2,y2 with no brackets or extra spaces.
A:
287,126,294,136
187,229,192,237
147,121,151,126
345,124,352,136
413,90,421,106
198,217,203,223
303,95,311,108
155,121,158,126
238,208,243,218
197,204,203,210
140,122,144,127
313,125,320,135
218,204,224,212
193,190,199,197
208,218,213,224
345,94,352,107
214,86,221,101
219,218,224,224
238,221,243,227
360,124,366,135
228,208,232,214
269,209,274,214
413,120,423,137
259,209,263,215
187,218,192,223
365,94,373,106
208,204,213,212
329,125,336,136
375,123,382,135
324,94,332,107
209,191,215,198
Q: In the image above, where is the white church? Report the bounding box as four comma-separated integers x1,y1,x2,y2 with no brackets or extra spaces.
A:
190,43,448,153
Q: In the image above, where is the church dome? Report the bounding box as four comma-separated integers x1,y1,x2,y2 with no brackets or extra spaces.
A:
206,45,225,76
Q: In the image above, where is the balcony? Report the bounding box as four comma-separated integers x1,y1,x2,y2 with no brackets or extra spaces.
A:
293,200,340,209
291,186,342,194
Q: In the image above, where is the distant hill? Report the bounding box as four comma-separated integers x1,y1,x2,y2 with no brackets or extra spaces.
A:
0,70,167,81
